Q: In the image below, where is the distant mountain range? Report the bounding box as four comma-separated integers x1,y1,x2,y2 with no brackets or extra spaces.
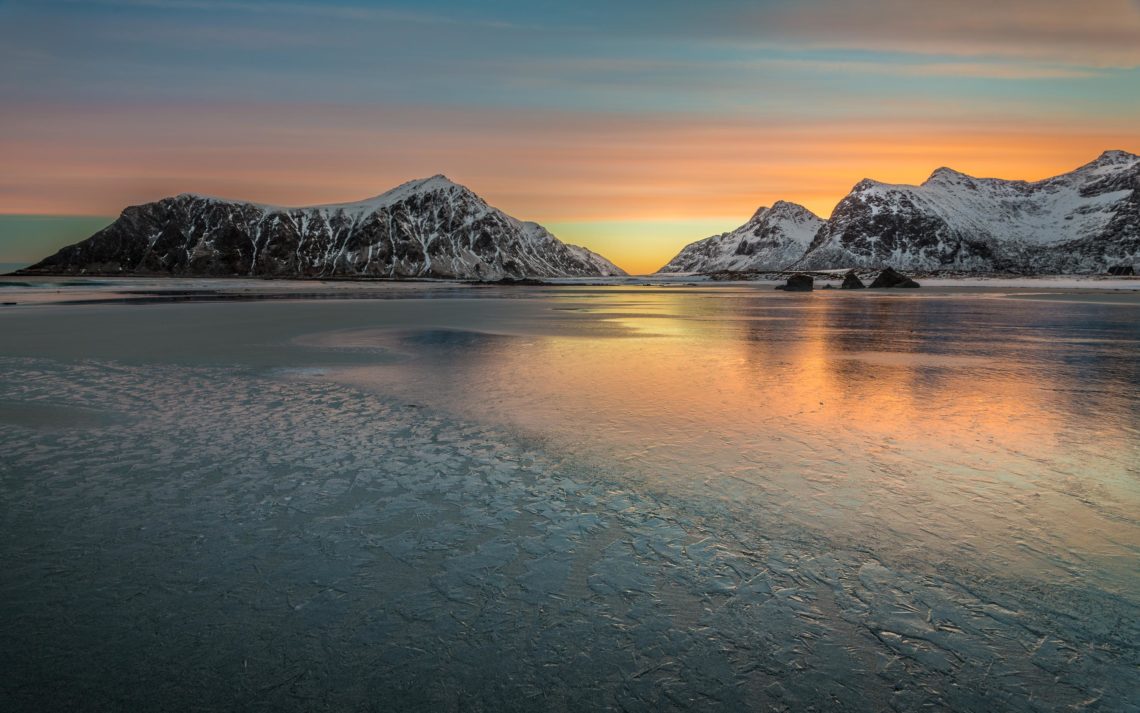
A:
659,150,1139,275
18,151,1140,279
20,176,625,279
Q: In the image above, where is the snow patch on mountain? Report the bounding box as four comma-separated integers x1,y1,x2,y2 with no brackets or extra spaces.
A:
657,201,823,273
657,151,1139,275
798,150,1140,272
25,176,626,279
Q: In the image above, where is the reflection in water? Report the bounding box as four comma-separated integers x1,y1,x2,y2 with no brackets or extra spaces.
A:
1,286,1137,711
324,291,1139,589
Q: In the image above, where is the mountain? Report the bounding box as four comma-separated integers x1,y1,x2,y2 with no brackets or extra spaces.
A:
657,201,823,273
798,150,1140,273
20,176,626,279
657,150,1139,275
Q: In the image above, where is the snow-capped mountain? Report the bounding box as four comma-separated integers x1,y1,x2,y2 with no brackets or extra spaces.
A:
657,150,1139,275
797,150,1140,272
657,201,823,273
22,175,626,279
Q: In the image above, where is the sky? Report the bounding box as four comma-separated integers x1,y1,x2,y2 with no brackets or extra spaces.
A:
2,0,1139,274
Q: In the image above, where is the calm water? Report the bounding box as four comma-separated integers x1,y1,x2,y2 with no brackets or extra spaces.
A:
1,285,1137,711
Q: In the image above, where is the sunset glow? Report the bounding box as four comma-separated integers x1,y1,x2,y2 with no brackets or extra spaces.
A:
2,0,1138,273
4,4,1140,709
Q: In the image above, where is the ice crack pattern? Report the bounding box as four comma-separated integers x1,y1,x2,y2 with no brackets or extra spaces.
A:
1,357,1136,712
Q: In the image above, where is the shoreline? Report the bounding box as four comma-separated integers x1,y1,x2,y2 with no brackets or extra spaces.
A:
1,276,1138,308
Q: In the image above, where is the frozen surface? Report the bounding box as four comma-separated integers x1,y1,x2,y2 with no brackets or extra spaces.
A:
1,285,1138,712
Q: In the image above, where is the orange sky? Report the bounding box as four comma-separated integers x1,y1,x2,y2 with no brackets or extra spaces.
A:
2,104,1135,273
4,0,1140,272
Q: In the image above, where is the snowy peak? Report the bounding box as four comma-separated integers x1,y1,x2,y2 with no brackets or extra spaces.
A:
1066,150,1139,187
744,205,771,222
1086,149,1137,168
659,151,1139,275
169,175,476,215
851,178,888,193
744,200,818,224
24,177,627,279
922,167,977,188
766,200,819,221
410,173,458,188
657,198,824,273
358,174,471,206
799,151,1140,272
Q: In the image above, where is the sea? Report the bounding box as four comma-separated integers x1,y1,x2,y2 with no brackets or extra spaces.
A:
1,280,1137,711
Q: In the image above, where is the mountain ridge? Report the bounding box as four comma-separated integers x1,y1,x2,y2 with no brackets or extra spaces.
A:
657,200,824,273
21,176,626,279
659,150,1139,275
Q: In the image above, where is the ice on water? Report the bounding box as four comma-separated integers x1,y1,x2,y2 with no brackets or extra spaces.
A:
1,286,1137,712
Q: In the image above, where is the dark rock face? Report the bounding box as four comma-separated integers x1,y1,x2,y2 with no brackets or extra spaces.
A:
20,176,626,279
775,273,814,291
1107,264,1135,276
869,267,920,288
840,271,866,289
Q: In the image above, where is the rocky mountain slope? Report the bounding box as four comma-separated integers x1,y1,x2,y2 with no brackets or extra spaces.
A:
660,150,1140,274
21,176,626,279
657,201,823,273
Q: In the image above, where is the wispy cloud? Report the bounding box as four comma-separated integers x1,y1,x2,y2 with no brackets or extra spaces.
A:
740,0,1140,68
48,0,1140,67
3,0,1137,271
56,0,534,30
480,55,1108,84
3,101,1135,217
751,58,1106,80
4,101,1136,272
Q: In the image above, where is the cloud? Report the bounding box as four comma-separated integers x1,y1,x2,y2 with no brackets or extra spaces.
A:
487,55,1108,85
41,0,1140,67
56,0,533,30
751,58,1106,80
728,0,1140,68
3,101,1136,217
3,100,1135,271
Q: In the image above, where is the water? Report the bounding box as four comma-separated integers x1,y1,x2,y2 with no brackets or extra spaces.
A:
1,285,1137,711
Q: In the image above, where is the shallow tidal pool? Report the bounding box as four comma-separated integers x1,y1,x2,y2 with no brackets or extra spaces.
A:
1,284,1137,712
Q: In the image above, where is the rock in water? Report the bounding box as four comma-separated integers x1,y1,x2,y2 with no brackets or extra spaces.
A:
840,270,866,289
775,273,814,291
1107,264,1135,276
869,267,920,288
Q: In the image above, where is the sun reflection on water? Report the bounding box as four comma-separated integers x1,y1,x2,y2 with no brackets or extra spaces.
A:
316,288,1139,588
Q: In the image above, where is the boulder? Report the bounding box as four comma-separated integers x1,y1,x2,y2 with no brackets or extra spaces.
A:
1107,264,1135,276
775,273,813,291
840,270,866,289
869,267,920,288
